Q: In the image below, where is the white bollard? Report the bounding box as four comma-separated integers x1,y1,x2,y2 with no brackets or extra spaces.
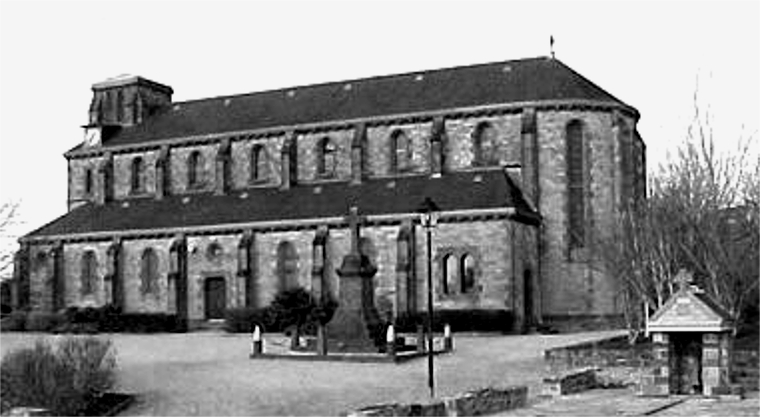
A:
386,324,396,356
250,324,263,357
443,323,453,351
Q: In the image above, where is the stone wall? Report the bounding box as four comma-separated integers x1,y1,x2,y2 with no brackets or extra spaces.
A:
542,368,598,396
544,335,759,393
121,238,173,313
62,241,112,308
230,135,284,188
347,385,528,417
112,150,159,198
169,143,219,194
297,129,353,182
413,220,514,311
56,104,644,325
366,121,432,177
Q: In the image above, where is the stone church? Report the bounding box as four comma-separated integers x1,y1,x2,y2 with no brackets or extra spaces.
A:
15,56,646,331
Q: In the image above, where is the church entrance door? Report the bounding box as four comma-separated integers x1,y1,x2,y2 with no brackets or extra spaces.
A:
204,277,226,320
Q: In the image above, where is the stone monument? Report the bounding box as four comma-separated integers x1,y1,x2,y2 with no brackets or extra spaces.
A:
324,206,383,352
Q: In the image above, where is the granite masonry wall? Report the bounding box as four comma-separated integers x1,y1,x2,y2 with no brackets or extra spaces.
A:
47,105,642,327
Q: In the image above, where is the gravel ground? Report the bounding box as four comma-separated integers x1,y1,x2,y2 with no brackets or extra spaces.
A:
0,330,624,416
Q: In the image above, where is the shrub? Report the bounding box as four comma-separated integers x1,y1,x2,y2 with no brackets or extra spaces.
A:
53,305,184,333
25,312,65,332
113,313,184,333
224,307,276,333
0,310,27,331
0,336,116,416
395,309,514,333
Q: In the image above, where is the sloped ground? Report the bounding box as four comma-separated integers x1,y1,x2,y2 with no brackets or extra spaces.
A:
2,330,627,416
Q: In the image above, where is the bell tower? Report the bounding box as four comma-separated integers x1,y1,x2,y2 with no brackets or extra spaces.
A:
83,75,173,146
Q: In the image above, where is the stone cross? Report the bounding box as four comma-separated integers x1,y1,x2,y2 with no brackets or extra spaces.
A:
346,206,365,255
674,269,693,291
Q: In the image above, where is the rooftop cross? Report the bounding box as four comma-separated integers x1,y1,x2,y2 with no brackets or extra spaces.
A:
674,269,693,291
346,206,366,255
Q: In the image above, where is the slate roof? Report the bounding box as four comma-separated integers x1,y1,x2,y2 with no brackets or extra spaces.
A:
96,57,635,147
648,285,733,331
24,170,539,239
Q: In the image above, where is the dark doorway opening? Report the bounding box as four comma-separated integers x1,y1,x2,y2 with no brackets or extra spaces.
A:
669,332,703,394
204,277,226,320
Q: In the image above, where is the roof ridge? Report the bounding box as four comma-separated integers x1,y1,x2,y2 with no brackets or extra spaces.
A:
171,56,553,106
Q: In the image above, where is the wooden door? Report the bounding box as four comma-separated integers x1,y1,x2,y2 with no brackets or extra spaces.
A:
204,277,226,320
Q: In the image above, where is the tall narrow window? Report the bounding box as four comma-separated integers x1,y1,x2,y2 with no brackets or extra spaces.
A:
473,122,499,166
131,156,144,194
84,168,93,196
276,241,299,291
250,145,267,182
80,251,97,296
390,130,412,173
442,254,457,295
187,150,203,189
460,253,476,293
140,248,159,295
317,137,336,178
566,120,585,249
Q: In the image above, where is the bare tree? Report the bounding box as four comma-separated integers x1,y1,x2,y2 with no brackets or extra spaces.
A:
595,92,759,339
0,201,21,277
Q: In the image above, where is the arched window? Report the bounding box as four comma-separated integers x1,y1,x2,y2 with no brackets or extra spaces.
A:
473,122,499,166
80,251,97,296
317,137,337,178
140,248,159,295
131,156,145,194
276,241,299,291
566,120,585,250
442,254,457,295
187,150,204,189
84,168,93,196
390,130,412,173
250,144,268,183
460,253,476,293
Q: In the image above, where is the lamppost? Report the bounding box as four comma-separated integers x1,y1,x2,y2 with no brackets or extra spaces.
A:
417,197,440,398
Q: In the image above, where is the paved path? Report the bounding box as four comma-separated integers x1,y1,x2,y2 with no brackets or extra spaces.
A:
1,330,624,416
498,388,759,416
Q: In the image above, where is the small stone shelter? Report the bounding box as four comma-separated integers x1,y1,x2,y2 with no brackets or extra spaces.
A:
641,271,734,396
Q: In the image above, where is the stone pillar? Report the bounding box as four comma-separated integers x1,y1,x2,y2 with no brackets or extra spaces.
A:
155,145,170,200
350,123,366,185
106,239,123,309
51,243,65,313
95,152,113,205
520,107,539,206
430,117,446,176
395,224,412,316
280,133,296,190
214,139,231,196
311,227,329,302
170,235,188,330
325,208,381,352
702,332,730,395
640,332,670,396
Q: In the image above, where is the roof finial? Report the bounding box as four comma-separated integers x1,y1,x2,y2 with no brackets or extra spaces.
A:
674,268,693,291
550,35,556,59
